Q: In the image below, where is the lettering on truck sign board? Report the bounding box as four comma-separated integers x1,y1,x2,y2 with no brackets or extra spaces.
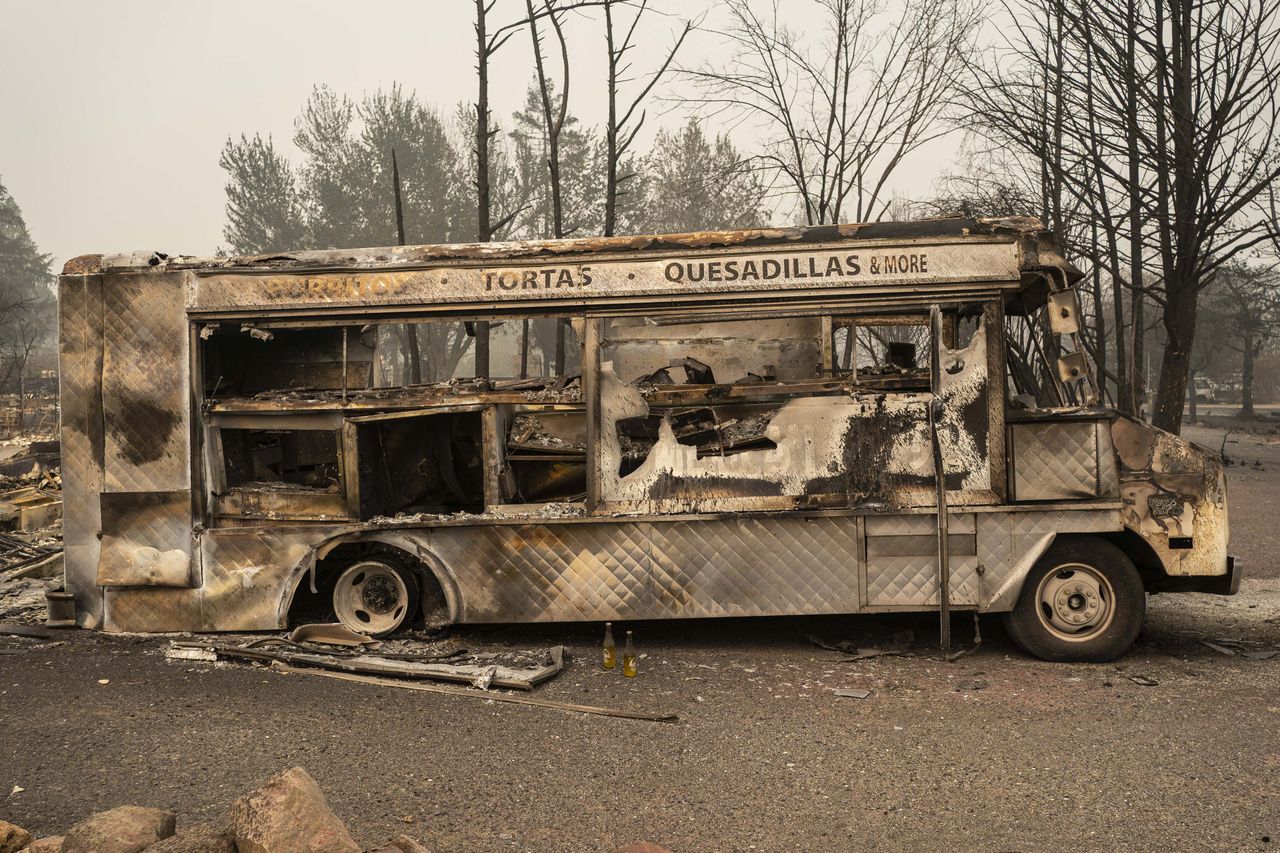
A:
188,240,1022,311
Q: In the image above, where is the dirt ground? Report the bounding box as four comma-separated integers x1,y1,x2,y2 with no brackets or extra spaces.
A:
1,424,1278,852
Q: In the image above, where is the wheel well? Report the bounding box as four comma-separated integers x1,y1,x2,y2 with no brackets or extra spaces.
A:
285,541,447,629
1099,529,1167,591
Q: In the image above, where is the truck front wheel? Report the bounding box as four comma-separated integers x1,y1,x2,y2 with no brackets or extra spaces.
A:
1003,537,1145,662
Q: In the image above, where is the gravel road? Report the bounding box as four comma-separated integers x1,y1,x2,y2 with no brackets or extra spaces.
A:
0,425,1276,852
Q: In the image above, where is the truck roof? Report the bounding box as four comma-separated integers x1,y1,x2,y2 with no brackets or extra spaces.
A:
62,216,1078,317
62,216,1071,276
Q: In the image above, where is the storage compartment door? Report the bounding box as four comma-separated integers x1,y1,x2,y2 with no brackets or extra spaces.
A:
97,273,194,587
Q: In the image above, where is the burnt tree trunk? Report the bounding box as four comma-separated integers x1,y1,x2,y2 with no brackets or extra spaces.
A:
1241,329,1256,417
603,0,619,237
473,0,493,379
1187,366,1198,424
1152,285,1198,431
392,148,422,384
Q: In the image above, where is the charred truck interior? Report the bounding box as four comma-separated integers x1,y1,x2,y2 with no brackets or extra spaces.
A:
57,218,1238,661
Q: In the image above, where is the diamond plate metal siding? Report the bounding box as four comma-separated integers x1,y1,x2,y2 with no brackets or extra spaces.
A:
104,526,328,632
101,273,190,493
199,528,332,630
104,586,205,633
430,515,861,622
1096,421,1121,498
1011,421,1099,501
647,517,861,617
978,508,1121,611
58,274,106,626
865,514,980,606
99,506,1126,631
97,491,193,586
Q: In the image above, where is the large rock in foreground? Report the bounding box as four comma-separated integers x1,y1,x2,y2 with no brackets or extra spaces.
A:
18,838,63,853
229,767,359,853
61,806,176,853
142,821,235,852
0,820,33,853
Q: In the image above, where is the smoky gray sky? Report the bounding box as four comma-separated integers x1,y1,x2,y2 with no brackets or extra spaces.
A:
0,0,962,271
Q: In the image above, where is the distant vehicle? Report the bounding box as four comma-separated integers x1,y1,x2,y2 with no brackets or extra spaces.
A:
1191,377,1216,404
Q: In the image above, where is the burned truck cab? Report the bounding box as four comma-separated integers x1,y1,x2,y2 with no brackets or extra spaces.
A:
57,218,1237,662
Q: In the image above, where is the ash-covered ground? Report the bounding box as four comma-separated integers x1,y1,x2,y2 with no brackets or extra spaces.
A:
0,423,1276,852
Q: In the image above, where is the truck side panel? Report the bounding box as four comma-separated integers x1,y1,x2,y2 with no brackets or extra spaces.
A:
58,273,106,627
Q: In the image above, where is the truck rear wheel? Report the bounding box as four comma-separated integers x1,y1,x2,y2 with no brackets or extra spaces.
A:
332,558,420,638
1003,537,1144,662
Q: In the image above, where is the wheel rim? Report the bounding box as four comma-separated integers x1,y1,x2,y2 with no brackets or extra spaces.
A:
333,561,409,637
1035,562,1116,642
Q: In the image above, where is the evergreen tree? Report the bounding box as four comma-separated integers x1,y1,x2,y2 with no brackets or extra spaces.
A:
0,178,54,396
220,85,470,254
635,119,768,233
218,134,308,254
510,80,610,239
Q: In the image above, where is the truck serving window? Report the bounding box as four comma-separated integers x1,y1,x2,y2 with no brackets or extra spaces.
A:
830,315,932,390
200,315,584,398
221,427,340,491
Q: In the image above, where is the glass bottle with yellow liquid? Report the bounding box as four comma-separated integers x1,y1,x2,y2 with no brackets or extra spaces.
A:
601,622,616,670
622,630,637,677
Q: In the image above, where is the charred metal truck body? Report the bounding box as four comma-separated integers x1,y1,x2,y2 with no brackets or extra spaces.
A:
58,218,1237,660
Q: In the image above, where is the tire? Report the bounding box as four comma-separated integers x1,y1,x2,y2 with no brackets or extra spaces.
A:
1003,537,1145,662
332,558,421,638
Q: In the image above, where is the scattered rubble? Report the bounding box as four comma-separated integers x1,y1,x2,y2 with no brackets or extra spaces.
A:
0,437,64,627
282,665,679,723
183,639,565,691
1199,637,1280,659
365,836,431,853
807,631,913,661
0,575,59,624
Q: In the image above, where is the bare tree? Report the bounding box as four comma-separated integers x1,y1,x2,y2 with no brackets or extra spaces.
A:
963,0,1280,432
525,0,575,241
602,0,693,236
684,0,979,225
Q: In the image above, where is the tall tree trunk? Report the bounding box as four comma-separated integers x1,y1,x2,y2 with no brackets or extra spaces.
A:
392,148,422,384
473,0,493,379
527,0,569,372
1049,0,1065,243
1151,0,1199,433
1090,219,1108,398
1241,330,1256,417
527,0,565,239
476,0,492,244
603,0,619,237
1120,0,1142,415
1152,286,1197,431
1187,365,1197,424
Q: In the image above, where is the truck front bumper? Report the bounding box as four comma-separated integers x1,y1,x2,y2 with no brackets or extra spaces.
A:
1194,554,1242,595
